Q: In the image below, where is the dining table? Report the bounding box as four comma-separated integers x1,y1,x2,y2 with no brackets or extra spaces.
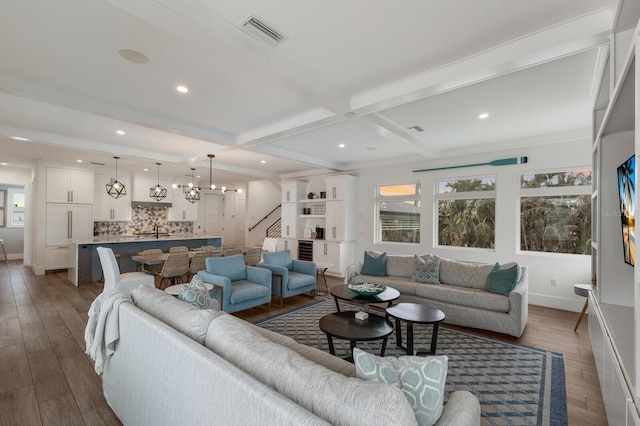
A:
131,249,222,268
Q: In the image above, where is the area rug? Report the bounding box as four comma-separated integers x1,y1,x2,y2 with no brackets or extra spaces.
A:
255,300,567,426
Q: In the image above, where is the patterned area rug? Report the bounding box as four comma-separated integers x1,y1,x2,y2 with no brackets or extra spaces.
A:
255,299,567,426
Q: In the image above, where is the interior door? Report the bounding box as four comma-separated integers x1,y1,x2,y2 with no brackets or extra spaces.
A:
203,193,224,237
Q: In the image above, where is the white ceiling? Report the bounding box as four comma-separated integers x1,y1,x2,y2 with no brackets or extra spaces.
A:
0,0,631,184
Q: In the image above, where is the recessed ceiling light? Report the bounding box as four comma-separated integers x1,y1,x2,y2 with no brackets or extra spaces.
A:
176,85,189,93
76,160,83,163
478,113,489,119
116,130,125,135
118,48,149,64
260,160,266,164
0,161,7,166
338,144,345,148
143,168,149,172
10,136,29,141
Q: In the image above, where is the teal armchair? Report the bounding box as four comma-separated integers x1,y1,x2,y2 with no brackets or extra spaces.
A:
197,254,271,313
257,249,316,308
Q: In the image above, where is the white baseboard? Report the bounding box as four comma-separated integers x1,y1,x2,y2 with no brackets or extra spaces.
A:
529,293,587,313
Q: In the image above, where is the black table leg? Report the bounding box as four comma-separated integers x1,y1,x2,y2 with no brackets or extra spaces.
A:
380,337,388,357
395,318,403,348
407,322,414,356
429,323,439,355
334,297,341,312
326,335,335,355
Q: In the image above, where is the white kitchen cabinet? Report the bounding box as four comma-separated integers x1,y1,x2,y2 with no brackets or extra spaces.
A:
281,202,298,238
45,203,92,269
281,181,306,203
46,167,94,204
325,175,355,201
326,200,345,241
93,173,132,221
277,239,298,259
313,240,354,275
169,186,198,221
46,204,93,245
132,176,173,204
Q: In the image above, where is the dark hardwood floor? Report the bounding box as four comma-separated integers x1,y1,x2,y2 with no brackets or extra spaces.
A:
0,261,606,425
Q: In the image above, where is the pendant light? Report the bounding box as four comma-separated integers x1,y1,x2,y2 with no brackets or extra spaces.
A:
208,154,216,190
184,168,200,203
106,156,127,199
149,162,167,201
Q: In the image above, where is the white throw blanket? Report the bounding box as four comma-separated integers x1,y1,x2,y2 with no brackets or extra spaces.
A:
85,289,131,374
344,262,363,284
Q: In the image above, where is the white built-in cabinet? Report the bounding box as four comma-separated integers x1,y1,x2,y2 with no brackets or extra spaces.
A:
44,167,93,270
169,186,198,221
46,167,93,204
590,16,640,425
131,176,173,205
279,175,356,274
93,173,132,221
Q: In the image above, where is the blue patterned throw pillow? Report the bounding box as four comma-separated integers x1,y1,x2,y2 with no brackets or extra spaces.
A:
411,255,440,284
178,278,215,310
354,348,447,426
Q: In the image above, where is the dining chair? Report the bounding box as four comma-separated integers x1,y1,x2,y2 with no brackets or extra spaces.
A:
199,245,217,253
223,248,243,257
187,250,210,281
244,247,262,266
97,246,155,294
138,248,164,274
169,246,189,254
156,253,190,289
261,237,278,253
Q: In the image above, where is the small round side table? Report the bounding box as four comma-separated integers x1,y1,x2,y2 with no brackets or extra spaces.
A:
573,284,592,332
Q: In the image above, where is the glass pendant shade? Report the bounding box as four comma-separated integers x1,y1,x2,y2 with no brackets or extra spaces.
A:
149,162,167,201
106,156,127,199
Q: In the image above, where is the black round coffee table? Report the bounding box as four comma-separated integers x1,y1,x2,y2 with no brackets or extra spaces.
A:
319,310,394,362
385,303,445,356
330,284,400,313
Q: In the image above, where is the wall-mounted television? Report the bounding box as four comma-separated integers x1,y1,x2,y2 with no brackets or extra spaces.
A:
617,154,636,266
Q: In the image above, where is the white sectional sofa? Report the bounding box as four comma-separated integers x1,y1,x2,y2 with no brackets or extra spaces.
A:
98,286,481,426
347,253,528,338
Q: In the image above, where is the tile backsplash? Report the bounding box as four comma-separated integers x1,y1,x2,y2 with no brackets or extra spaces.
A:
93,206,193,236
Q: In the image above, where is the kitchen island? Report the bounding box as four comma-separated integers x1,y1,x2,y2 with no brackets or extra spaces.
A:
69,234,223,285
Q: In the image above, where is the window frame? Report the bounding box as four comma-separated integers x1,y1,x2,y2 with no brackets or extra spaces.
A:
517,168,592,256
374,182,421,245
7,187,25,229
435,174,497,250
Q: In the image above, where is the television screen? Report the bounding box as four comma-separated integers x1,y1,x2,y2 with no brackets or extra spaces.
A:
617,155,636,266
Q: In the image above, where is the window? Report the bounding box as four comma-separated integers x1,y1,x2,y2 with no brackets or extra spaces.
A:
437,176,496,249
376,183,420,243
519,170,591,254
7,187,25,228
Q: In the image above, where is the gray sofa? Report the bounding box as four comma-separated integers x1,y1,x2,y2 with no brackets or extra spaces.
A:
99,286,481,426
347,254,528,338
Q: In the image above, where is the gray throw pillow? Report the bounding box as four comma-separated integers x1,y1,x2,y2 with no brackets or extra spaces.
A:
179,277,215,309
354,348,447,426
412,255,440,284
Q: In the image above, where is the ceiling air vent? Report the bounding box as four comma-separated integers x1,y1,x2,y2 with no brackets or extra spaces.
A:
239,15,287,46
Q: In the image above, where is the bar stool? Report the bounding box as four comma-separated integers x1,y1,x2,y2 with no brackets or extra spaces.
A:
0,239,8,265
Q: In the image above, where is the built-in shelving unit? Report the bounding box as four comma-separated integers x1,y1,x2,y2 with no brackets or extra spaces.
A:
590,10,640,425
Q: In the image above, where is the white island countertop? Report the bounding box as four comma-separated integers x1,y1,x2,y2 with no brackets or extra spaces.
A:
72,233,223,245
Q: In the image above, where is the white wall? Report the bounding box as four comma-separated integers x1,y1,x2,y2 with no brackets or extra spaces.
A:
245,179,282,246
352,139,593,312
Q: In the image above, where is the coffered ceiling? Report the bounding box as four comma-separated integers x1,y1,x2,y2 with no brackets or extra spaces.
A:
0,0,631,183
